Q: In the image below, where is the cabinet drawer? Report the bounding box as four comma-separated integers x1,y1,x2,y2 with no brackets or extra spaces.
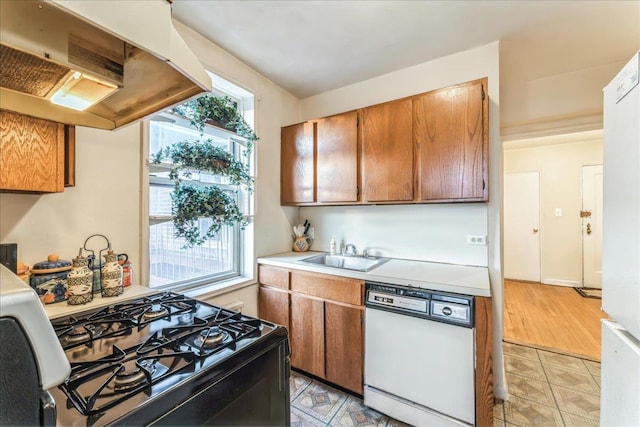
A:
258,265,289,290
291,271,363,306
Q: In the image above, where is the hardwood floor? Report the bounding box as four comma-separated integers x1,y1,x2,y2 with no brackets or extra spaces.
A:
503,280,607,361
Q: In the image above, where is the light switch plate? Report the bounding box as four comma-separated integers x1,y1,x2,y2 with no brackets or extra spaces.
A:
467,235,487,245
555,208,562,217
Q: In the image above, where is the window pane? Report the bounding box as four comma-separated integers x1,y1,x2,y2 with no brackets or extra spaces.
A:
149,220,235,287
149,186,173,216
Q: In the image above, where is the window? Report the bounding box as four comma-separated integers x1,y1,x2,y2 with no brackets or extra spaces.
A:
145,74,254,290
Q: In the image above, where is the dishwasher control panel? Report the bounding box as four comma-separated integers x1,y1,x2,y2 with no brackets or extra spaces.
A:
365,281,474,327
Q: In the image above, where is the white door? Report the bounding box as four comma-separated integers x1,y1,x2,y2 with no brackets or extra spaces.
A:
504,172,541,282
582,164,603,288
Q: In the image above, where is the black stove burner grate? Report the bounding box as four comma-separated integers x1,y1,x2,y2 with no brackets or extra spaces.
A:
63,348,196,416
54,292,266,418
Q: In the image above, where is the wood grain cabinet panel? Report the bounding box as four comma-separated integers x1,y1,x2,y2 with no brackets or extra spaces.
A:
414,78,488,201
290,271,363,305
325,302,363,394
316,111,359,203
258,287,290,331
0,110,66,193
258,265,289,290
290,293,325,378
362,99,414,202
281,122,315,205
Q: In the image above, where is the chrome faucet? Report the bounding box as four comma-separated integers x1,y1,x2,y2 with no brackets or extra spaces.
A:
343,243,357,256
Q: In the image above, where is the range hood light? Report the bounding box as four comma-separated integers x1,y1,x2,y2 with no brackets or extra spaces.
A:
49,71,119,111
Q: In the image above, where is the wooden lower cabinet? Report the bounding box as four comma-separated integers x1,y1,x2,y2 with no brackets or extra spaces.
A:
325,302,363,394
259,266,365,394
258,286,290,330
290,293,325,378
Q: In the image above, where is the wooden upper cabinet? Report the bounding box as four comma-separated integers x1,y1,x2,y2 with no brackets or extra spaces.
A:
0,110,67,193
362,99,414,202
280,78,489,206
281,121,315,205
316,111,359,203
414,78,488,201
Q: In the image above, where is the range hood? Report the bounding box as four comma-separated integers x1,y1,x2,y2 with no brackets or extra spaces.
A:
0,0,211,130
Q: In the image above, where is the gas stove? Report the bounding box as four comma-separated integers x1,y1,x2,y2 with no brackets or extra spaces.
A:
48,292,290,426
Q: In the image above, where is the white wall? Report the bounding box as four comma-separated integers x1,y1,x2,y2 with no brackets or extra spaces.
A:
504,130,603,286
299,41,507,398
501,60,626,139
0,124,143,270
302,204,488,266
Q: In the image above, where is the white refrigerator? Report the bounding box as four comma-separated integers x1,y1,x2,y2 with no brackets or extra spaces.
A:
601,50,640,427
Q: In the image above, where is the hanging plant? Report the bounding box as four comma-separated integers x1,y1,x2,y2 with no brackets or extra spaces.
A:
152,93,257,247
151,139,253,191
171,185,247,247
172,95,259,154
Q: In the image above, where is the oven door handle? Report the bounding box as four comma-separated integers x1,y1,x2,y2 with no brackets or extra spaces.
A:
41,390,57,426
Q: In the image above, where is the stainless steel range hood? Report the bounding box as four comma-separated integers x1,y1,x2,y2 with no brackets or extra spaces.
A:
0,0,211,130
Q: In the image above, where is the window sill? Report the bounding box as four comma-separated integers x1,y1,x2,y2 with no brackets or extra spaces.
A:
179,276,257,301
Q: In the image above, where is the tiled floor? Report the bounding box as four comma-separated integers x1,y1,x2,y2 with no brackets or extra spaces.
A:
290,341,601,427
290,371,409,427
497,341,601,426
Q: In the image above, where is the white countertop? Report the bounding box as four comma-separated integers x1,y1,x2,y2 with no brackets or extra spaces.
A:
257,252,492,297
44,285,156,319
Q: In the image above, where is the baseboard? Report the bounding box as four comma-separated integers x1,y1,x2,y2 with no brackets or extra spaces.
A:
541,278,580,287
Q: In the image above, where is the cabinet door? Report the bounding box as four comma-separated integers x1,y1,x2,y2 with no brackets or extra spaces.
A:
362,99,414,202
316,111,359,202
325,302,363,394
0,110,65,192
414,79,488,201
290,293,325,378
258,287,290,330
281,122,315,205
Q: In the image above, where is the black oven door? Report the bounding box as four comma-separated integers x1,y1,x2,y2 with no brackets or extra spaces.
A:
152,335,291,426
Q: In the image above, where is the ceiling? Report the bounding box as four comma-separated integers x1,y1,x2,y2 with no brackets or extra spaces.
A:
172,1,639,101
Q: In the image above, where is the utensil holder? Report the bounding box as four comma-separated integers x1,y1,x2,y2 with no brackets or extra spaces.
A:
293,237,313,252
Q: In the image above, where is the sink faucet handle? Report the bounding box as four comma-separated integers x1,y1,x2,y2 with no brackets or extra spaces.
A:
362,249,369,258
344,243,357,256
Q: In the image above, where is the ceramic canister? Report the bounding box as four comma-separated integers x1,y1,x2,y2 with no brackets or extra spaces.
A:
30,254,71,304
101,249,123,297
67,253,94,305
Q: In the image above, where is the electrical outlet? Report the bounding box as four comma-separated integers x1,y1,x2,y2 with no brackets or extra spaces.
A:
555,208,562,217
467,235,487,245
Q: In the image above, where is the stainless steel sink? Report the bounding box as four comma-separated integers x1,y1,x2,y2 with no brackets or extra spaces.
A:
299,253,389,272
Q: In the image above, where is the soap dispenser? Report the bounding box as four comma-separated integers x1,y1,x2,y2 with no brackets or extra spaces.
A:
330,236,337,255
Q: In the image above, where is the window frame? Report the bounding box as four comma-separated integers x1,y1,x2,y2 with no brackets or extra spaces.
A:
140,82,255,293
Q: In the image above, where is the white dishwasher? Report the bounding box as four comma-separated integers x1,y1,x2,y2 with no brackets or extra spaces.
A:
364,281,475,426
